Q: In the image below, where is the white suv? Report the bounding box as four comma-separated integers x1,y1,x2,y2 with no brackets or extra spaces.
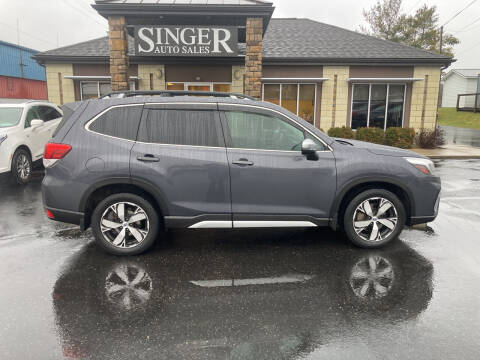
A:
0,99,62,184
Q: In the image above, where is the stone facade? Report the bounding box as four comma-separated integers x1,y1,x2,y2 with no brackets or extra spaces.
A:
244,18,263,99
108,16,129,91
231,65,245,94
409,66,441,130
45,64,75,105
138,64,166,91
319,66,350,130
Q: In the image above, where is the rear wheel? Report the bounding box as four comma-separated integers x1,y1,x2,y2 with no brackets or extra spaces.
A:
343,189,406,248
91,193,159,256
12,149,32,184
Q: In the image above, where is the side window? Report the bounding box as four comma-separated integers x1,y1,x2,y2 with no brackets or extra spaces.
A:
88,106,143,141
225,111,305,151
24,107,40,128
138,109,221,147
37,106,62,122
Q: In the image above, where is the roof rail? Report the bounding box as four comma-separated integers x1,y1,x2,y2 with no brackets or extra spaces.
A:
100,90,256,100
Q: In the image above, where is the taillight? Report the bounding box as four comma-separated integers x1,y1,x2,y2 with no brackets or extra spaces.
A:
43,143,71,168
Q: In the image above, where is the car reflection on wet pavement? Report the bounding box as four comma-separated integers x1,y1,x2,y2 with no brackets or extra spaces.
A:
1,160,480,359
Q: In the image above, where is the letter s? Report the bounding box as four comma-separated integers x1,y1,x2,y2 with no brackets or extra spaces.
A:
138,27,155,53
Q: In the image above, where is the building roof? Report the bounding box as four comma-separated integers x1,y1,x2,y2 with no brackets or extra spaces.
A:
444,69,480,79
34,18,453,66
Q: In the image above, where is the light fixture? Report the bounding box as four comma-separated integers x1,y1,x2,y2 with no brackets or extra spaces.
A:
155,69,163,79
234,70,242,80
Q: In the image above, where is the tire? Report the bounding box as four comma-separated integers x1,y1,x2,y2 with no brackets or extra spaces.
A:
343,189,406,248
91,193,160,256
11,148,32,185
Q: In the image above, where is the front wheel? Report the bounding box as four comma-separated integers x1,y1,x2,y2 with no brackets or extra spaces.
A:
91,193,160,256
343,189,406,248
12,149,32,184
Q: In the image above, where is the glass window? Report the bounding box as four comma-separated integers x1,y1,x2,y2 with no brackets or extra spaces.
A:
369,84,387,129
351,84,405,130
167,83,184,90
89,106,143,141
351,84,369,129
263,84,280,105
99,83,112,98
225,111,305,151
387,85,405,128
80,83,98,100
213,83,231,93
281,84,298,114
298,84,315,125
24,107,40,128
0,107,23,128
36,106,61,122
138,110,220,147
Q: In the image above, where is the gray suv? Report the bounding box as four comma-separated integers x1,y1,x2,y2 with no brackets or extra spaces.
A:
42,92,440,255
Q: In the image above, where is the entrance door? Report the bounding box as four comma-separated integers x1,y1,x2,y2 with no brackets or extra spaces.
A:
219,105,337,226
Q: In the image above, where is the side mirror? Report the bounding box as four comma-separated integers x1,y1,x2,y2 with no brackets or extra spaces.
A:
30,119,44,129
301,138,317,155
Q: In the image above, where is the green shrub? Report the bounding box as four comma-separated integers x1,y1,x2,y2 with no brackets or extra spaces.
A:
327,126,355,139
384,127,415,149
355,127,384,144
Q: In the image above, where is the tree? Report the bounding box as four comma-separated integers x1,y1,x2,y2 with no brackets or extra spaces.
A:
360,0,459,57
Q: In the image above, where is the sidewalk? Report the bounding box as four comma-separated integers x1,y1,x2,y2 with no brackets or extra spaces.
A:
411,144,480,159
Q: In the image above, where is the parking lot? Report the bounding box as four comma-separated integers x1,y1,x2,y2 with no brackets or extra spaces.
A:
0,159,480,359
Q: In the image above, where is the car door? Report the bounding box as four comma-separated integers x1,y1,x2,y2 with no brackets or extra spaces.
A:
130,103,232,227
219,104,337,227
36,105,63,140
23,105,49,160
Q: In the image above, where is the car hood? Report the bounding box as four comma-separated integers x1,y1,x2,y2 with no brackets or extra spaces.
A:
332,138,427,158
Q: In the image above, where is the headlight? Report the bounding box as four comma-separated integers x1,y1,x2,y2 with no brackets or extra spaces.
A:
0,134,7,146
404,157,435,175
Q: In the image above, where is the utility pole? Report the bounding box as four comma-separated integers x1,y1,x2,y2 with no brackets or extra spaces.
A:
17,19,25,78
439,26,443,54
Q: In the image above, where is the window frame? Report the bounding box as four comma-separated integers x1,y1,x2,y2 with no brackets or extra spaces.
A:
80,81,137,101
261,83,317,125
165,82,232,92
349,83,407,130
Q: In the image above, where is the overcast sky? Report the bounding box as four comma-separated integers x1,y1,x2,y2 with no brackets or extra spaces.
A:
0,0,479,69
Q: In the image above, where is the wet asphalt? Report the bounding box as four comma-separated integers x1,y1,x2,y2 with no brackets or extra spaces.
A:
0,160,480,360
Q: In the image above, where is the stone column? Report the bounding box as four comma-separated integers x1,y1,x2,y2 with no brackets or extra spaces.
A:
244,18,263,99
108,16,129,91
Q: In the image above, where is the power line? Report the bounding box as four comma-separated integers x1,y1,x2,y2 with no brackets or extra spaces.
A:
60,0,107,29
452,15,480,33
442,0,478,27
0,21,57,47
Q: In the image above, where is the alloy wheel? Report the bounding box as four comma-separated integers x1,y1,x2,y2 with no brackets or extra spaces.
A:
100,202,150,249
352,197,398,242
349,255,394,299
16,154,31,180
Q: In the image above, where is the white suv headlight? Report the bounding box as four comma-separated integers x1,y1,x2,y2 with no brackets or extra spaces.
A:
404,157,435,175
0,134,7,146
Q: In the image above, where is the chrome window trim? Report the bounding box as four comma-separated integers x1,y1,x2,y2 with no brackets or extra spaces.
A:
84,102,333,152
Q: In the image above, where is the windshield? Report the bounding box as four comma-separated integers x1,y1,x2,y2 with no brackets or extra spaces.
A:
0,107,23,128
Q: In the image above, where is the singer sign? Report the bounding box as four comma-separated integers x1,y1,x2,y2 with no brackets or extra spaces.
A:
134,26,238,57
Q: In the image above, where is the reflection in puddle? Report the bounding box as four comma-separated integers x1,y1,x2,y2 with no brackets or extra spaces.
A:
190,274,314,288
349,256,394,299
105,264,152,311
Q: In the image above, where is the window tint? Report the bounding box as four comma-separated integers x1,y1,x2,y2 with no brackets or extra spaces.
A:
25,107,40,128
225,111,305,151
138,109,221,147
37,106,61,121
89,106,143,141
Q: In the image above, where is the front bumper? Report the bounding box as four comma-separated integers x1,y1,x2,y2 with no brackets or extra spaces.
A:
409,191,441,225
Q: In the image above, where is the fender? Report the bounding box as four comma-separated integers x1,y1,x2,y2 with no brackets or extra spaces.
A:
78,176,170,217
329,175,415,230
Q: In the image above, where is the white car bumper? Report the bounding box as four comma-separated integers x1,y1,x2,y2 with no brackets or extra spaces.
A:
0,151,12,174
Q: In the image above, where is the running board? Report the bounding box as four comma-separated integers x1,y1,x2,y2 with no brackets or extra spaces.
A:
188,220,318,229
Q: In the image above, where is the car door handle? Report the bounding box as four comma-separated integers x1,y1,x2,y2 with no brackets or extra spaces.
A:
232,158,254,166
137,154,160,162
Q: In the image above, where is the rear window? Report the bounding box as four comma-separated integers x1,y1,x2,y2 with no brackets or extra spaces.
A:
88,106,143,141
137,109,221,147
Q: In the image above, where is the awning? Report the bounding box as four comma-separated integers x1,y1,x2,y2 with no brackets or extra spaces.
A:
347,77,423,82
261,77,329,83
64,75,140,81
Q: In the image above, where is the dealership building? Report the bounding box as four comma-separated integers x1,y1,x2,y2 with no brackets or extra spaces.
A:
34,0,453,131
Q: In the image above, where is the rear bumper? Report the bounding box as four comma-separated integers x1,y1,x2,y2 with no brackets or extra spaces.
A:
45,206,84,228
